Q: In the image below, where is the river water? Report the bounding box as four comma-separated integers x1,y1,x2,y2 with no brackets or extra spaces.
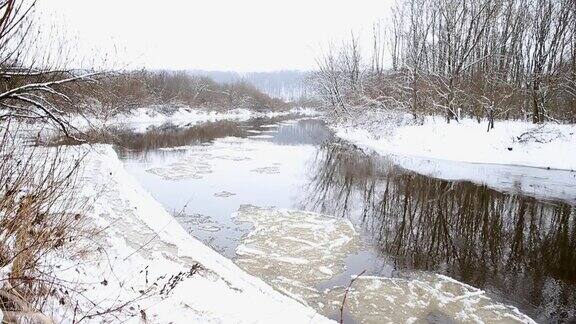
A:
114,116,576,323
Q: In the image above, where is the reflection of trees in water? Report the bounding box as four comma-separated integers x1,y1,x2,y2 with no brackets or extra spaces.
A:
113,115,299,158
305,141,576,322
118,120,247,151
303,142,381,218
267,119,334,146
112,117,330,161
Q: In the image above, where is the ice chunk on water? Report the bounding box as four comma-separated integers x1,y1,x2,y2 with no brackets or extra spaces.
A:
234,205,359,304
174,213,223,233
145,144,250,180
234,205,535,323
250,166,280,174
323,273,535,323
213,191,236,198
147,154,213,180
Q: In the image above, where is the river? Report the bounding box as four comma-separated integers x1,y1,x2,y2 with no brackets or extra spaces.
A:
113,116,575,323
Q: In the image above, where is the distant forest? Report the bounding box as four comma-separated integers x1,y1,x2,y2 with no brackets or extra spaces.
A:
189,70,313,102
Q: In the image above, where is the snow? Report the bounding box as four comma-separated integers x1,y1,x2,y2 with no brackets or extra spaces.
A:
334,116,576,171
73,106,321,133
46,145,333,323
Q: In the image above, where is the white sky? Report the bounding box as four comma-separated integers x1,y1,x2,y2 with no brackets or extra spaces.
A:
38,0,393,72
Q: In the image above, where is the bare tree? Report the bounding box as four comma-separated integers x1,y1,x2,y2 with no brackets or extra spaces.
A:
526,0,574,123
0,0,103,140
311,0,576,126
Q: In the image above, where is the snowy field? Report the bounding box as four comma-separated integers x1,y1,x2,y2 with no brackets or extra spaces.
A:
334,115,576,171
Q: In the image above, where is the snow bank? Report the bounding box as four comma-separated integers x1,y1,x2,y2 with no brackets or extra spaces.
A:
73,106,320,133
49,145,332,323
335,116,576,171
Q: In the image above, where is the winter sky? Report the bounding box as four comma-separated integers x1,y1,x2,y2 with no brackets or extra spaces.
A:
39,0,392,72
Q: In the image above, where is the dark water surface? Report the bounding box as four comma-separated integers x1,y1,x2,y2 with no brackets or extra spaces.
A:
115,117,576,323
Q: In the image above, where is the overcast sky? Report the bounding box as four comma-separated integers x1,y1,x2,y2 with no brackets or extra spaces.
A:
39,0,393,72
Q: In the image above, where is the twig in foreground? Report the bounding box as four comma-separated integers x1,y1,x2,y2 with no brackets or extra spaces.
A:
340,269,366,324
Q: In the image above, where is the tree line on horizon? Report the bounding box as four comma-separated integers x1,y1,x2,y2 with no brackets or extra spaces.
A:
80,70,290,117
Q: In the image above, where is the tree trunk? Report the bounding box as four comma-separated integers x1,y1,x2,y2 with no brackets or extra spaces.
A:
532,75,541,123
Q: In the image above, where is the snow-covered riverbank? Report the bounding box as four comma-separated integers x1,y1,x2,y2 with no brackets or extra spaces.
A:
334,116,576,171
24,110,559,322
50,145,332,323
74,106,320,133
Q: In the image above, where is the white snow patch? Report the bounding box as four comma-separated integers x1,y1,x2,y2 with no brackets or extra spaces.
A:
334,115,576,171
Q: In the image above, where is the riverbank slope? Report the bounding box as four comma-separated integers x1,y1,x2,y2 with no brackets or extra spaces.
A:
49,144,332,323
333,115,576,171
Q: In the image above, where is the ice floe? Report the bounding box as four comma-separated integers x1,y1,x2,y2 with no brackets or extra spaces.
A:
234,205,535,323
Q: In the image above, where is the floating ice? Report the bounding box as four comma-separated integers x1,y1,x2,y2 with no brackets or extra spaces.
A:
322,273,536,323
234,205,535,323
214,191,236,198
251,166,280,174
212,154,251,161
145,144,251,180
147,154,213,180
174,213,223,233
234,205,359,304
248,134,275,139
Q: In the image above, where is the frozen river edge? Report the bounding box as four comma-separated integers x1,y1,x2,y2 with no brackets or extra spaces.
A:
56,144,334,323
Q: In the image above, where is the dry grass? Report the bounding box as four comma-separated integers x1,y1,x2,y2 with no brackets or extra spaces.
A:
0,122,95,321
